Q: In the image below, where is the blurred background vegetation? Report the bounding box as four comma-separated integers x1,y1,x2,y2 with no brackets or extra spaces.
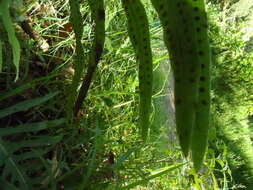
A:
0,0,252,189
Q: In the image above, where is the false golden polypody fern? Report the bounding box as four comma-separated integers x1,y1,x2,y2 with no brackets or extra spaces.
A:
74,0,105,116
121,0,153,141
151,0,211,170
187,0,211,172
66,0,85,122
151,0,201,157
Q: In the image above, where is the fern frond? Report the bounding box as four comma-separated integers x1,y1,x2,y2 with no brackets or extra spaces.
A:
0,119,65,189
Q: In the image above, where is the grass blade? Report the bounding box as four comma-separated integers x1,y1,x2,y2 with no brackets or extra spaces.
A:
0,74,59,101
112,147,136,169
0,119,65,137
0,91,59,119
120,163,186,190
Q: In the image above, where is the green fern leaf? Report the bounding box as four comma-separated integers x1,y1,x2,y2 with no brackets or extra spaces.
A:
0,139,30,190
0,119,65,189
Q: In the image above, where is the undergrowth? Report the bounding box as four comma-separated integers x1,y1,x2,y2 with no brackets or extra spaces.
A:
0,0,252,189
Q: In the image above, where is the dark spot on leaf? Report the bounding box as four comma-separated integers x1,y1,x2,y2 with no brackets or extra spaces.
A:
175,98,182,105
190,67,195,73
189,78,195,83
198,51,204,55
188,49,194,54
170,43,175,49
161,11,167,18
196,27,201,32
98,8,105,20
200,76,205,81
178,9,183,14
199,87,205,92
194,7,199,11
195,16,200,21
201,100,208,105
202,24,208,28
201,64,205,68
95,42,103,63
186,38,191,43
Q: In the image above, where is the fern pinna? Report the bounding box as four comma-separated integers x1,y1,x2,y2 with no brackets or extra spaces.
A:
121,0,153,141
151,0,211,171
74,0,106,116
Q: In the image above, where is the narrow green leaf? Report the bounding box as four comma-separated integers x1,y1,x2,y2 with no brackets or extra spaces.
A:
0,139,29,190
13,149,51,161
0,74,59,101
0,119,65,137
66,0,85,120
0,91,59,119
112,147,136,169
0,40,2,72
120,163,186,190
6,135,63,153
0,0,21,81
0,178,22,190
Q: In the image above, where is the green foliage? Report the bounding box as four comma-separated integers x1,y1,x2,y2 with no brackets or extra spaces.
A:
0,86,64,189
208,1,253,188
0,0,252,189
